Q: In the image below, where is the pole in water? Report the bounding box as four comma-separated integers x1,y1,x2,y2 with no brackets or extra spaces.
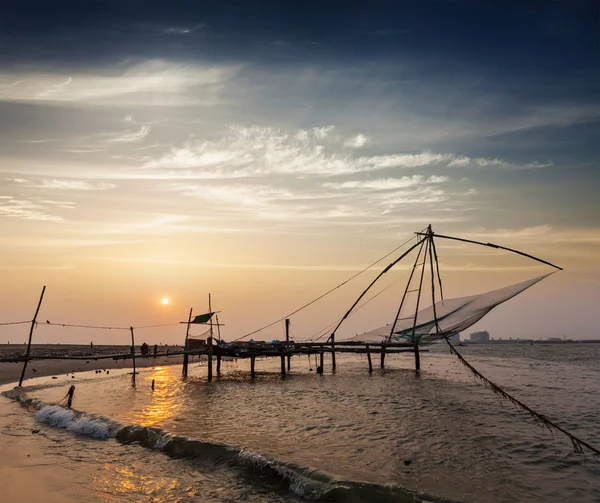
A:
182,307,192,377
130,326,136,386
18,286,46,387
316,351,324,374
151,379,155,390
285,318,291,371
331,333,336,370
250,352,256,379
207,336,213,382
414,342,421,372
380,344,386,368
67,385,75,408
367,345,373,373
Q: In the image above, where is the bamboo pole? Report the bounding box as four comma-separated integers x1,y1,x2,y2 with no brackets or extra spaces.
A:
387,239,427,344
410,226,430,372
130,326,136,386
380,344,386,368
217,353,222,375
330,239,423,339
331,333,336,370
207,294,213,382
415,231,563,270
182,307,193,377
18,286,46,387
285,318,291,371
366,345,372,373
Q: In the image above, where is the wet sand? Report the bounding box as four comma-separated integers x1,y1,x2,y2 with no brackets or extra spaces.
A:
0,344,185,386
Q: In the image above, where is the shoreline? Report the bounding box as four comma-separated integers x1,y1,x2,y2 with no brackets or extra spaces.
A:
0,344,187,387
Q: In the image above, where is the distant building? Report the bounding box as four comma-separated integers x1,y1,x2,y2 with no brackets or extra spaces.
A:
448,333,460,343
470,330,490,343
547,337,562,342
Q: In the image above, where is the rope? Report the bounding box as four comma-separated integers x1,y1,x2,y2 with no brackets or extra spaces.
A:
446,338,600,457
229,234,418,343
307,269,412,342
0,320,31,326
41,322,180,330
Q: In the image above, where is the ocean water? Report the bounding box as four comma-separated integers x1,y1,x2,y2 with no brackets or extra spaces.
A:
2,343,600,503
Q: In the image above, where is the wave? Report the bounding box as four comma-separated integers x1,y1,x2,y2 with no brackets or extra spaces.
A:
4,389,456,503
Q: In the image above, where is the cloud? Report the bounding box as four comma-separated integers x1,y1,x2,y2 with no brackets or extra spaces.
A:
104,126,151,143
0,60,240,106
143,125,538,179
344,134,368,148
40,179,116,190
324,175,449,190
0,196,65,222
160,23,207,35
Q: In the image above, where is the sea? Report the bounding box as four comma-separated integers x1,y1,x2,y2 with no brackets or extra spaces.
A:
1,343,599,503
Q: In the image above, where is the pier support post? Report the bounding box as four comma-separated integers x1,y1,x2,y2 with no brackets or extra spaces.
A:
285,318,291,371
207,336,213,382
367,345,373,373
280,350,286,376
130,326,136,387
331,334,336,370
414,343,420,372
380,344,386,368
317,351,324,374
182,308,193,377
216,353,221,376
250,353,256,379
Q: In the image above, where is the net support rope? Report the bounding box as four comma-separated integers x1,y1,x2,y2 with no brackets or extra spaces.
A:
229,232,423,343
445,338,599,457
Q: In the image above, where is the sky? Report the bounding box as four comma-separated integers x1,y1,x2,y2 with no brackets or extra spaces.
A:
1,0,598,345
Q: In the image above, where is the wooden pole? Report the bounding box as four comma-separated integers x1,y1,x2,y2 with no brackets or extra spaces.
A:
331,333,336,370
380,344,386,368
367,345,373,373
216,353,221,376
280,350,286,376
318,351,324,374
250,352,256,378
182,307,193,377
216,315,222,341
330,239,423,339
207,294,213,382
207,336,213,381
285,318,291,371
411,226,430,372
414,343,421,371
130,326,136,386
67,384,75,408
18,286,46,387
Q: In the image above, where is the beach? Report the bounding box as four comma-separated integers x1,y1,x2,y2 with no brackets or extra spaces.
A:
0,344,185,386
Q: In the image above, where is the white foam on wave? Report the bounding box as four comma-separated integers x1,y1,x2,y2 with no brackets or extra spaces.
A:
35,405,112,439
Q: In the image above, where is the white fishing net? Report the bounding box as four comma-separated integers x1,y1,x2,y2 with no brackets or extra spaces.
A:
344,273,553,345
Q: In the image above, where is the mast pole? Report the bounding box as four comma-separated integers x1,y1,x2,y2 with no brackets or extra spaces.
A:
329,239,424,340
410,226,432,371
387,238,428,344
428,235,441,334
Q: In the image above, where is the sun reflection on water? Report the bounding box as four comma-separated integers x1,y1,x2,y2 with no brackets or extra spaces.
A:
126,366,183,427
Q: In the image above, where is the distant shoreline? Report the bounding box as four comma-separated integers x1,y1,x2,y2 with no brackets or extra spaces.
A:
0,344,186,387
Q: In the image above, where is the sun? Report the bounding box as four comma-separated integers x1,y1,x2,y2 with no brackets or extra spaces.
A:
161,298,169,305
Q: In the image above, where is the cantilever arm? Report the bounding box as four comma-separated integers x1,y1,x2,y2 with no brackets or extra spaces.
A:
415,232,563,271
329,238,424,340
